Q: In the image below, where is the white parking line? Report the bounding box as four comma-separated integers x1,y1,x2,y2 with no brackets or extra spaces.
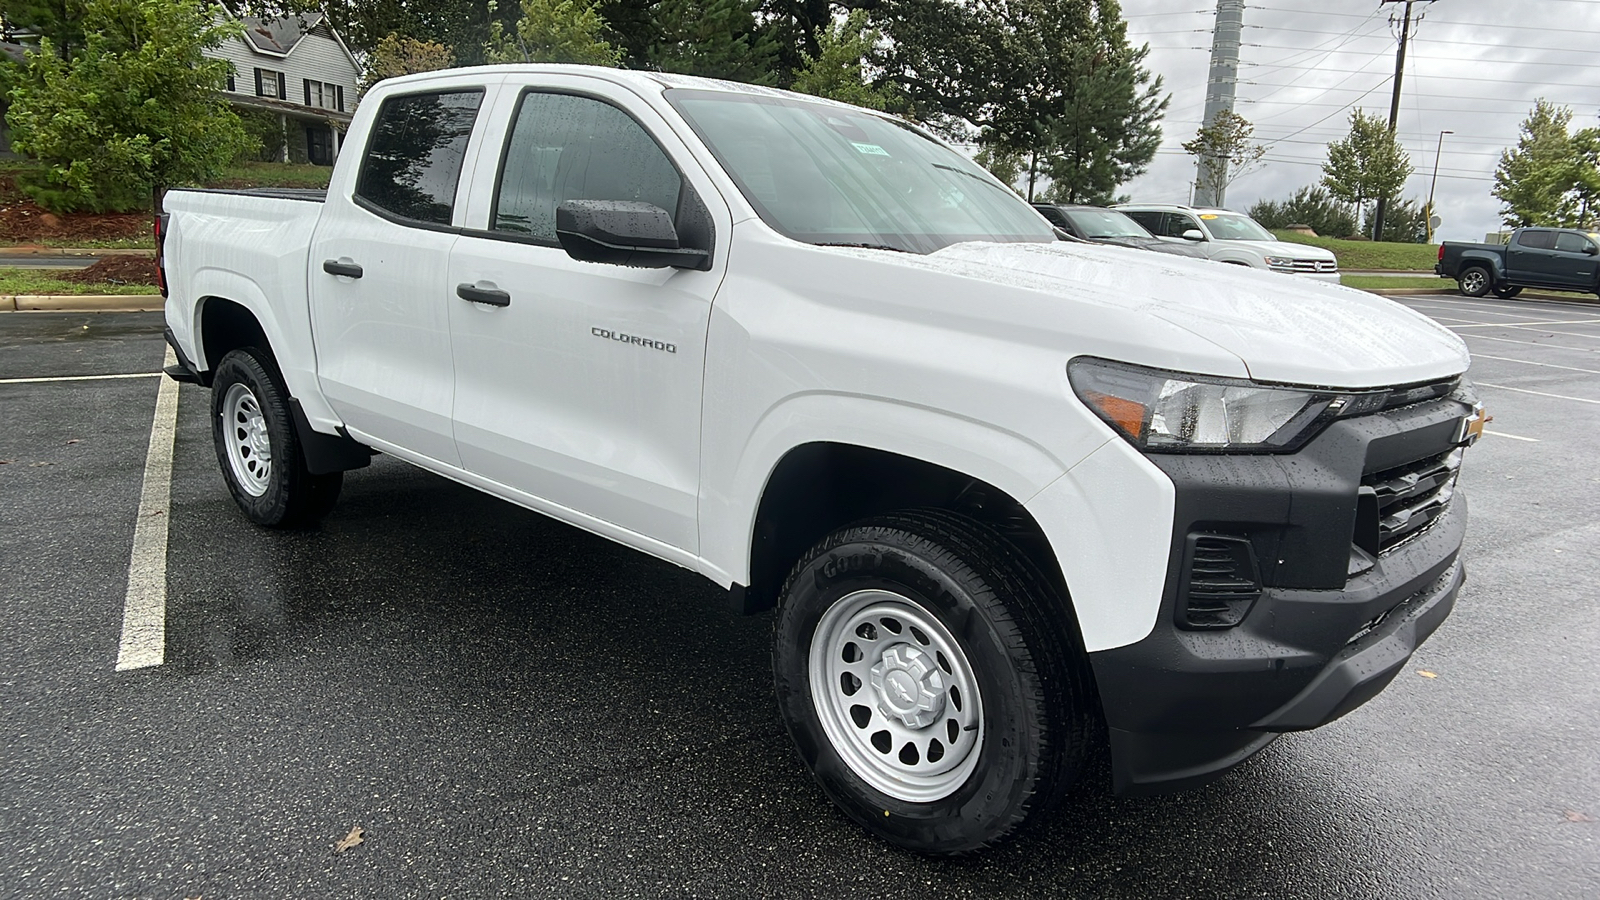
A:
0,372,161,385
1449,319,1600,329
1476,381,1600,405
115,349,178,672
1458,333,1599,354
1471,354,1600,376
1483,429,1540,442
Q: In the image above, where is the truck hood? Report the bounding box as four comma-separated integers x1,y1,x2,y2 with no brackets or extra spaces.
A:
925,241,1468,388
1260,240,1337,262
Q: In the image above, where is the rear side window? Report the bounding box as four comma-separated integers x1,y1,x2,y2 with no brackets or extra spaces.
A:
1124,211,1162,234
355,89,484,226
1516,230,1556,250
1554,232,1591,253
492,92,682,242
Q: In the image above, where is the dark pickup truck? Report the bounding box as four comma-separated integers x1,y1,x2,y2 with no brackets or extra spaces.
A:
1437,227,1600,298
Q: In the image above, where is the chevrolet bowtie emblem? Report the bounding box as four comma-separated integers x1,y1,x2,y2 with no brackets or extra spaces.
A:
1454,404,1487,445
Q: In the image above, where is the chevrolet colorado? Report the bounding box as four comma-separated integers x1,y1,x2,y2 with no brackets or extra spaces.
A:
160,65,1480,854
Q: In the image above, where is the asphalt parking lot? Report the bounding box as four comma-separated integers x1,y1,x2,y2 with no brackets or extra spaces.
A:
2,296,1596,899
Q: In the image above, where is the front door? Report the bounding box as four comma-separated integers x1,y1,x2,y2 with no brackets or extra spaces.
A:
446,87,724,552
309,86,487,467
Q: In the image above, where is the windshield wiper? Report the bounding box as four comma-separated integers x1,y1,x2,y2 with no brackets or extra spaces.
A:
815,242,907,252
930,162,1022,199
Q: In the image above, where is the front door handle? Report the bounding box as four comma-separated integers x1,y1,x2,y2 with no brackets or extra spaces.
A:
322,259,363,279
457,283,511,307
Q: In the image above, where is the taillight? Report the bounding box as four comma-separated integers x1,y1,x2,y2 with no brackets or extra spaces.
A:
154,214,168,298
1437,244,1445,261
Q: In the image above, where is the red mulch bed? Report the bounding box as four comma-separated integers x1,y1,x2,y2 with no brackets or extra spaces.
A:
62,256,157,285
0,175,151,245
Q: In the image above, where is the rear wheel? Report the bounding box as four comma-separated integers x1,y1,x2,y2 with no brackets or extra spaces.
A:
773,511,1094,854
211,347,342,527
1458,266,1491,297
1492,285,1523,299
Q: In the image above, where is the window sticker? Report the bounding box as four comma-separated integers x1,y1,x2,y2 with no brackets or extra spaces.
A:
1199,214,1218,219
851,142,891,157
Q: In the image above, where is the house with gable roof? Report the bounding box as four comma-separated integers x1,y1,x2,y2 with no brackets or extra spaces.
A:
204,12,362,166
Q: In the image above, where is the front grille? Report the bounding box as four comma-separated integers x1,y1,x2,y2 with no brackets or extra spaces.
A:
1291,259,1339,273
1182,534,1262,629
1363,448,1463,553
1380,378,1460,411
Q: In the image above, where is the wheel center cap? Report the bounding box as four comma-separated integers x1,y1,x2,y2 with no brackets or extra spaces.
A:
869,643,947,729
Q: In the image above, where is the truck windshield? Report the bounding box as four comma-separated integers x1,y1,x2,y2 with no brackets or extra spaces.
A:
1200,213,1277,242
666,89,1055,254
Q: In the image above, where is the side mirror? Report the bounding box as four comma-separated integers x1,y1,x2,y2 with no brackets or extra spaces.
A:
1585,244,1598,256
555,200,710,270
1181,229,1206,242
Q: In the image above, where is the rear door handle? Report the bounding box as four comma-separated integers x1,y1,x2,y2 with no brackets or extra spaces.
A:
322,259,363,279
457,283,511,307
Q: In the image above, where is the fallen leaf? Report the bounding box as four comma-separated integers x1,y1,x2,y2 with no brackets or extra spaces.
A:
334,826,365,853
29,462,54,467
1417,670,1437,679
65,439,80,445
1565,810,1594,823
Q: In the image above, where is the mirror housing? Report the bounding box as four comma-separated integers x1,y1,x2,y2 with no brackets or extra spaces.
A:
1181,229,1205,242
556,200,710,270
1585,243,1598,256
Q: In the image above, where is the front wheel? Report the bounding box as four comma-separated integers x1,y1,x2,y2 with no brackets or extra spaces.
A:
211,347,342,527
1492,285,1523,299
773,511,1094,854
1458,267,1492,297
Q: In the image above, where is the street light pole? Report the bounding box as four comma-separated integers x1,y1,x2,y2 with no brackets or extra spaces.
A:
1427,129,1453,243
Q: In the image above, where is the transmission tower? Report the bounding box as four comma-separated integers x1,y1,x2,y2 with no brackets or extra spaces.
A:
1195,0,1245,207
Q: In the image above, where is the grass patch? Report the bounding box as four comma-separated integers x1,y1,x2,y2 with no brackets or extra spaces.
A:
0,268,157,295
1272,231,1439,271
1341,274,1453,291
210,161,332,189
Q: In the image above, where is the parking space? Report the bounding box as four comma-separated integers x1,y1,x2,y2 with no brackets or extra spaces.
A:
1,301,1596,898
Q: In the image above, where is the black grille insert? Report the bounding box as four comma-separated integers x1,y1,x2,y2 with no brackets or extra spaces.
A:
1180,534,1262,629
1357,448,1462,554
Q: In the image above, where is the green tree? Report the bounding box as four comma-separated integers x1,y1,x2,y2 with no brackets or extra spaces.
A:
1572,127,1600,227
1368,196,1426,243
245,0,516,65
6,0,251,213
0,0,87,56
974,144,1026,196
790,10,898,111
648,0,778,85
1181,109,1265,206
1247,185,1357,238
1492,100,1584,228
1320,108,1412,239
877,0,1166,204
484,0,621,65
361,32,455,92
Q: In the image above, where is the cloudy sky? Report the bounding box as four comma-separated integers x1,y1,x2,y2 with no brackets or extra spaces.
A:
1120,0,1600,242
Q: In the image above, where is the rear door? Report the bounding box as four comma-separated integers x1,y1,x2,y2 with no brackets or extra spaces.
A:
309,78,495,467
1505,229,1557,283
444,78,729,553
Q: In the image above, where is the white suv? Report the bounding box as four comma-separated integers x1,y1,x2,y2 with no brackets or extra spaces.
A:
1117,204,1340,283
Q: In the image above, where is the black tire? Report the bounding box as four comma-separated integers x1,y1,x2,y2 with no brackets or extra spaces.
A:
1458,266,1492,297
772,510,1094,854
210,347,342,527
1493,285,1523,299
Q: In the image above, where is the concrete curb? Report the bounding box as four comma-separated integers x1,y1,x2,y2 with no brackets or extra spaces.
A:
0,247,155,258
2,294,163,312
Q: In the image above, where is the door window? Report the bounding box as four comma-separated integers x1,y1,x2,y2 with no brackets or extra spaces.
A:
492,92,683,242
1554,232,1592,254
1165,213,1202,238
1516,230,1556,250
354,89,484,226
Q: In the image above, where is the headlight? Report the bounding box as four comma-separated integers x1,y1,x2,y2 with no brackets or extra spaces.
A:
1067,357,1386,453
1263,255,1296,269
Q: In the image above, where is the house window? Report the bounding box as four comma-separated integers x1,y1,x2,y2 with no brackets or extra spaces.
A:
255,67,285,99
303,80,345,112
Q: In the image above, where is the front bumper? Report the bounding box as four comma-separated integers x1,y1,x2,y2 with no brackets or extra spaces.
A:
1287,270,1341,284
1088,386,1474,794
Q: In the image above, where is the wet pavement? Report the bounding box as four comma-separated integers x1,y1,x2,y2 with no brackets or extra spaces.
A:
1,300,1596,898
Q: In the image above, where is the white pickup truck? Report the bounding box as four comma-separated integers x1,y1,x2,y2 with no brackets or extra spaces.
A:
161,65,1481,854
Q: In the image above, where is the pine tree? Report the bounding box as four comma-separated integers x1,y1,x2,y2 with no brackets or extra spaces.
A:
647,0,778,85
484,0,621,66
789,10,898,111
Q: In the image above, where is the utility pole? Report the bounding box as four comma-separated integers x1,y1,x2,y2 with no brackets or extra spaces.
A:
1195,0,1245,208
1372,0,1434,240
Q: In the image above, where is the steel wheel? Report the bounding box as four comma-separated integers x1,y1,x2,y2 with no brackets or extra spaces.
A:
1459,267,1490,297
221,381,272,497
809,588,983,803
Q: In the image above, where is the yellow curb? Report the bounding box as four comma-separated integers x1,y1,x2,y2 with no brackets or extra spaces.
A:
2,294,163,312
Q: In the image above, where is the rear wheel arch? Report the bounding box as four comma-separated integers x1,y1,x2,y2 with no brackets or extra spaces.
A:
196,296,275,377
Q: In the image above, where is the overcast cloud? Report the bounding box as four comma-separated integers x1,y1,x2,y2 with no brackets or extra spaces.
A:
1121,0,1600,242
